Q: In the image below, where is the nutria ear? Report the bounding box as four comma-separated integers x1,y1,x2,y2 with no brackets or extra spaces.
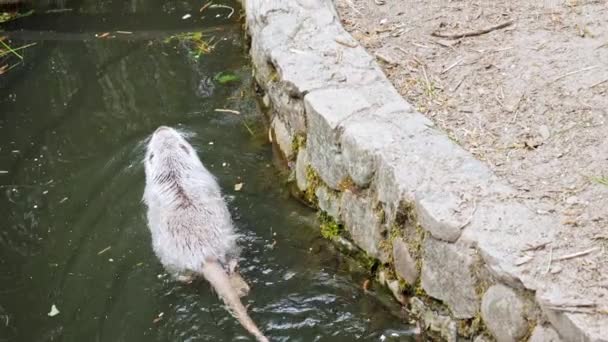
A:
179,144,189,153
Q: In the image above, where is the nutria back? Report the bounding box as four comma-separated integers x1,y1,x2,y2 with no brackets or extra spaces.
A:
143,126,239,274
142,126,268,341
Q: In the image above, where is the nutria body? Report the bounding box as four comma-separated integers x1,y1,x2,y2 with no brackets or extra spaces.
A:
142,126,268,342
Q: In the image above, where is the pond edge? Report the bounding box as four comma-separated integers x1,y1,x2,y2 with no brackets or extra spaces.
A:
238,0,605,341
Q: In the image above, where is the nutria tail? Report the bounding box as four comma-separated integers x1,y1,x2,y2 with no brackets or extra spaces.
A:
200,260,269,342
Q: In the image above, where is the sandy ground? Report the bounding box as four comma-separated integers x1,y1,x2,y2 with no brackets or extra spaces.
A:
334,0,607,306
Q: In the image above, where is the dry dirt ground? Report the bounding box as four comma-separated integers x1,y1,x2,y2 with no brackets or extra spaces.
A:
334,0,607,307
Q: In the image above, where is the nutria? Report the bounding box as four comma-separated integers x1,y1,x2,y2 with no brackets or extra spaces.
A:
142,126,269,342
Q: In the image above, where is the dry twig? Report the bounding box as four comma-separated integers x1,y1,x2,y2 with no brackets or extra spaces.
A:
551,65,599,83
431,20,514,40
441,58,463,74
554,247,599,262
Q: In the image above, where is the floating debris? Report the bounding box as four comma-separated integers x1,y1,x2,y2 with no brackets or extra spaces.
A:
152,312,164,324
214,108,240,115
47,305,60,317
97,246,111,255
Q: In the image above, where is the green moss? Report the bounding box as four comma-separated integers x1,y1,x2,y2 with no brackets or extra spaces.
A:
305,165,320,204
291,134,306,156
457,312,488,338
414,284,426,297
269,69,279,83
377,202,426,297
362,253,379,273
471,255,492,300
318,211,343,240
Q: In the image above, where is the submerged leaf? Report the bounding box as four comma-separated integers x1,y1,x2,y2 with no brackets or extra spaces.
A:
214,71,240,84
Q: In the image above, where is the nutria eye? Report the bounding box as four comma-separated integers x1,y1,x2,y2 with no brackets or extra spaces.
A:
149,153,154,161
180,144,189,154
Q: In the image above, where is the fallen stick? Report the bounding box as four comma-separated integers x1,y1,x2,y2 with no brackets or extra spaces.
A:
431,20,514,40
551,65,599,83
554,247,599,262
544,306,597,314
589,78,608,89
441,58,463,74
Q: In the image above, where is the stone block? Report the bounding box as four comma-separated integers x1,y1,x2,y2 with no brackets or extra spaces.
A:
315,186,340,219
271,116,294,160
529,325,562,342
410,297,458,342
295,147,309,192
304,88,370,189
392,237,419,284
415,191,471,242
339,191,388,261
481,284,528,342
421,237,479,319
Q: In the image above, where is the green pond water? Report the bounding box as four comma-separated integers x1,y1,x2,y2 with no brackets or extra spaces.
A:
0,1,416,341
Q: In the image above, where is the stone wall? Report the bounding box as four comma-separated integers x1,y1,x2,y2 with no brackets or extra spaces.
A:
240,0,607,341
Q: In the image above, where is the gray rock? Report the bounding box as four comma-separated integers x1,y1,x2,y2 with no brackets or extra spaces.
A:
392,237,419,284
473,335,492,342
481,284,528,342
315,186,340,218
339,111,399,188
410,297,458,342
295,147,309,192
266,85,307,135
271,116,294,160
305,88,370,189
421,237,479,319
387,279,406,304
339,191,388,261
537,289,607,342
415,191,466,242
529,325,562,342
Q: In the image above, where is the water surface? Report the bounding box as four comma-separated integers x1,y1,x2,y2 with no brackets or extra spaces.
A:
0,1,414,341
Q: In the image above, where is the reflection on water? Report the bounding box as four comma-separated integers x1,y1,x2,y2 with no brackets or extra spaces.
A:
0,1,415,341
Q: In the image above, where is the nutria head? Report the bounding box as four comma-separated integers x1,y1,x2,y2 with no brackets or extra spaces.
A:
143,126,208,193
144,126,201,179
